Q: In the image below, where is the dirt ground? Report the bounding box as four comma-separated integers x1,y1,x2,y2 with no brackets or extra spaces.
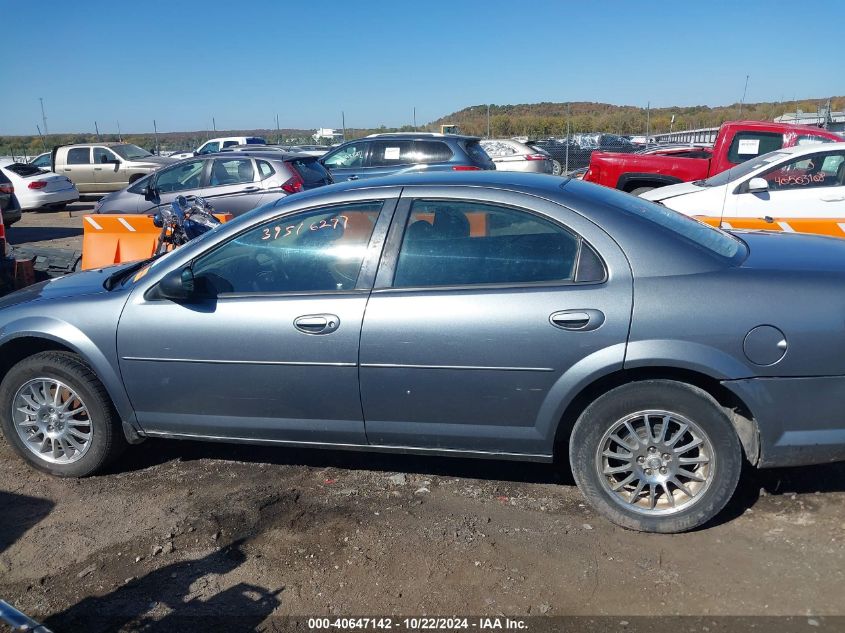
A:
2,207,845,631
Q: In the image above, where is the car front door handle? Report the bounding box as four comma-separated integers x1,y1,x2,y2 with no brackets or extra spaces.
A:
294,314,340,335
550,309,605,331
347,175,359,181
242,185,259,192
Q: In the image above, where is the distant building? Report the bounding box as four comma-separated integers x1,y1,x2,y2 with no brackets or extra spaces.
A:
313,128,345,144
774,108,845,134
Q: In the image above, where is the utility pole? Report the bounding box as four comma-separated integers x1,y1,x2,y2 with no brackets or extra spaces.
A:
39,97,49,136
94,121,101,140
153,119,160,155
739,74,750,117
117,121,122,142
413,107,416,131
212,117,217,133
275,113,281,143
486,104,491,139
36,125,46,152
341,111,346,140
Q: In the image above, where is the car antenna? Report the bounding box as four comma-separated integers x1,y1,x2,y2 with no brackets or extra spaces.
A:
718,166,733,229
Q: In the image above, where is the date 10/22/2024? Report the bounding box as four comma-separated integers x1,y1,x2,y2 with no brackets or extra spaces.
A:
261,215,350,241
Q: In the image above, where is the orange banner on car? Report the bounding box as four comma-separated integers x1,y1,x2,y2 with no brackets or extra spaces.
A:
697,216,845,238
81,214,232,271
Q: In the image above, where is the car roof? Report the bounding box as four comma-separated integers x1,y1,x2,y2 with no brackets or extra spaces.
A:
360,132,480,141
205,150,315,161
769,140,845,156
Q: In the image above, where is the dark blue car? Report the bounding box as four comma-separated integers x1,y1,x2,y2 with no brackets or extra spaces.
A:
320,133,495,182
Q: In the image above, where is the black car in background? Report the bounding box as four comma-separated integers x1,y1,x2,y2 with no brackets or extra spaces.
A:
529,134,637,174
0,170,21,226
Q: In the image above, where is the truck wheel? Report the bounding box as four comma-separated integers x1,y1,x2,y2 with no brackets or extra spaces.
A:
128,174,144,184
0,351,128,477
569,380,742,533
629,186,655,196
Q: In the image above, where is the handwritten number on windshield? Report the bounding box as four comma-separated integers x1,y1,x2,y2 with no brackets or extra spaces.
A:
261,215,349,241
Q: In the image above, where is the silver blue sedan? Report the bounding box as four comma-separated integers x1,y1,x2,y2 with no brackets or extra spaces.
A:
1,172,844,533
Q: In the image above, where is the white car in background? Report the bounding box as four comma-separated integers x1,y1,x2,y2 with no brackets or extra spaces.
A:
642,142,845,218
480,139,554,174
0,161,79,211
169,136,267,160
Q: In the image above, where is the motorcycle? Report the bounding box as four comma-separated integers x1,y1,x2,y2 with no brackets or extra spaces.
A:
153,195,221,256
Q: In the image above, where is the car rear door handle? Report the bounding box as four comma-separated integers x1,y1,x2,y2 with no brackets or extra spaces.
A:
550,309,605,331
347,175,359,181
294,314,340,334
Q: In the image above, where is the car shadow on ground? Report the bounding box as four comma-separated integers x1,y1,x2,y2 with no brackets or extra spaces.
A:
7,226,83,244
0,491,54,555
115,438,571,486
43,539,283,633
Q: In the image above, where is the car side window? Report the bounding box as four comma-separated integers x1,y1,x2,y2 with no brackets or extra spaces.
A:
32,154,51,168
414,141,454,163
368,141,416,167
93,147,116,164
209,158,255,187
222,141,238,149
67,148,91,165
257,160,275,179
323,143,367,168
393,200,595,288
727,132,784,164
760,151,845,191
191,201,384,294
154,159,205,193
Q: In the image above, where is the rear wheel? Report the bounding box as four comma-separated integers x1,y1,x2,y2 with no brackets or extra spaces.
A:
569,380,742,533
128,174,144,184
0,351,127,477
552,160,562,176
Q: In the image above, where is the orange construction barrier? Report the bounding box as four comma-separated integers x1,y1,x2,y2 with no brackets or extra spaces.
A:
81,213,232,270
698,216,845,239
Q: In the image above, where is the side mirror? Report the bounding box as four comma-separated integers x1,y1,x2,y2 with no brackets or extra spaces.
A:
143,185,157,201
158,267,198,301
747,177,769,193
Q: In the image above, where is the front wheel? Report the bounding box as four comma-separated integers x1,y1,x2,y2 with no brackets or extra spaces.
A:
0,351,127,477
552,160,562,176
569,380,742,533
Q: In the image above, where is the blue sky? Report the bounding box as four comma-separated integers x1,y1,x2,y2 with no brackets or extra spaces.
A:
3,0,844,135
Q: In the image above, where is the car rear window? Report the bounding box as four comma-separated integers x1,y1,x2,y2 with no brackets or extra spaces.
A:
463,140,492,167
583,183,745,260
4,163,44,177
726,132,784,164
288,158,332,185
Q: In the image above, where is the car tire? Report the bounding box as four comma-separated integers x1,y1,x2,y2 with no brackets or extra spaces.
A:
552,160,562,176
128,174,144,184
629,186,655,196
569,380,742,533
0,351,128,477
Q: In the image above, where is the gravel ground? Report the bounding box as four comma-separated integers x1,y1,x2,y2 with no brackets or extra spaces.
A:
2,206,845,631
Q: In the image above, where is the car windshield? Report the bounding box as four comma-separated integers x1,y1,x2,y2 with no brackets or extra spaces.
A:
698,151,790,187
581,182,746,260
112,144,153,160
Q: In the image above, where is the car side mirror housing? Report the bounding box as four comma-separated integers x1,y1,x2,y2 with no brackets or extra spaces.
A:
747,177,769,193
158,267,197,301
143,186,157,201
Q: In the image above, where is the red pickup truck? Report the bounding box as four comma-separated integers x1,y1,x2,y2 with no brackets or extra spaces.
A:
583,120,843,194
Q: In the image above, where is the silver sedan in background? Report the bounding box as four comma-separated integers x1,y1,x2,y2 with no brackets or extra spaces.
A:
480,139,554,174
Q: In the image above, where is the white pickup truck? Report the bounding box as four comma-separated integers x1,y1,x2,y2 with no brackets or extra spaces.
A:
169,136,267,160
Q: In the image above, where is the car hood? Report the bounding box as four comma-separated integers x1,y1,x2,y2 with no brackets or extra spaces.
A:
641,181,706,201
129,156,175,167
0,265,129,311
735,230,845,273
